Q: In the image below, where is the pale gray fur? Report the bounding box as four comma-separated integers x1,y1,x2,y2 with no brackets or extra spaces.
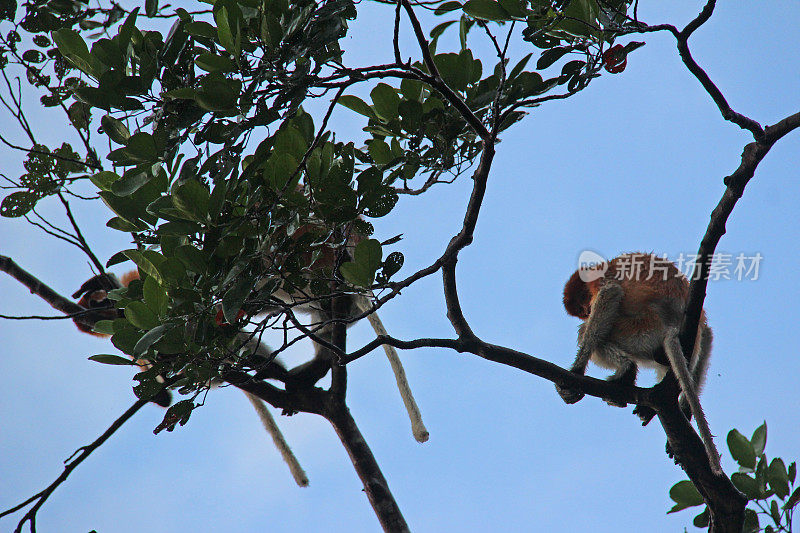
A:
571,283,625,374
355,295,429,443
663,327,722,474
245,391,309,487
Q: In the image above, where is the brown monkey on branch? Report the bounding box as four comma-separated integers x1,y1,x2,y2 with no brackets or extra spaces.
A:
559,252,721,474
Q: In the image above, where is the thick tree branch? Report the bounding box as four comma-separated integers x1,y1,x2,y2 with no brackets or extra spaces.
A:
0,255,87,318
324,401,410,533
680,110,800,356
224,370,325,415
655,391,746,533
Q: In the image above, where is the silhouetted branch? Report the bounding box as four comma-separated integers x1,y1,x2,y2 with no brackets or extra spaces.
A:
0,396,154,532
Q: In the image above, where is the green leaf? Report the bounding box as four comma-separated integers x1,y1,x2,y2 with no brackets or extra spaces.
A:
770,500,781,525
341,239,382,287
667,480,703,513
430,20,456,42
508,52,533,80
118,8,139,52
0,0,16,21
215,7,238,55
273,126,308,159
767,458,791,499
106,251,131,268
158,258,187,287
111,169,152,196
498,0,527,17
731,473,760,499
728,429,757,469
145,0,158,17
143,276,168,316
107,217,140,232
133,324,168,357
99,192,151,230
172,180,210,221
175,245,206,274
338,95,377,119
339,262,370,288
125,301,159,330
785,486,800,510
88,354,135,365
559,0,598,38
435,1,462,15
93,320,116,335
751,422,767,456
355,238,382,272
185,21,218,40
154,399,194,434
89,170,119,191
537,46,572,69
124,133,158,163
222,276,253,324
382,251,404,279
263,152,299,190
195,53,235,73
165,87,198,100
1,191,37,218
124,249,164,284
52,29,99,77
742,508,759,533
196,74,240,112
692,507,709,528
158,220,201,235
368,139,392,165
462,0,511,21
433,53,470,91
132,366,165,400
101,115,130,144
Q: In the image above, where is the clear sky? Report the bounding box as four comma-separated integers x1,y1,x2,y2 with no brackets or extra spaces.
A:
1,2,799,532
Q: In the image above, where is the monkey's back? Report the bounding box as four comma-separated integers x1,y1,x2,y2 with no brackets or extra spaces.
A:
601,254,691,357
604,253,689,309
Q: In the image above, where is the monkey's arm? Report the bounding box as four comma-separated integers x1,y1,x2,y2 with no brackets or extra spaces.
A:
557,282,624,404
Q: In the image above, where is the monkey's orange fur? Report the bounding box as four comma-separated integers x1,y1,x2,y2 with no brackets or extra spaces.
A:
563,253,706,357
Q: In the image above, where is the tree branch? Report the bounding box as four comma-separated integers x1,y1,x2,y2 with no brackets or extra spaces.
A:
324,401,410,533
0,255,87,318
1,396,152,532
627,2,764,137
680,110,800,360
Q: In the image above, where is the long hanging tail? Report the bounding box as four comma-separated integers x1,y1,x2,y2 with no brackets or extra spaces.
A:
663,328,722,474
356,296,429,443
244,392,309,487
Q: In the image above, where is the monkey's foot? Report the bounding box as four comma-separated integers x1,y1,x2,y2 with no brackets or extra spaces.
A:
556,383,584,404
665,441,682,466
633,405,657,425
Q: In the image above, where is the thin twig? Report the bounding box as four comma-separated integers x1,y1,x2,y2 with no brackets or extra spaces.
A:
58,193,105,273
1,397,152,531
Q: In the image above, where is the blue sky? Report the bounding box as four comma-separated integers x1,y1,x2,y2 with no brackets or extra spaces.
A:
1,2,799,532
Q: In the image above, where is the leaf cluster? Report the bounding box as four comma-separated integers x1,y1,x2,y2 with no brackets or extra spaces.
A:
669,423,799,532
0,0,640,427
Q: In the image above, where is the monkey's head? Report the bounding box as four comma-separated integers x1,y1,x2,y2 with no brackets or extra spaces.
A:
72,272,138,336
563,270,593,319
